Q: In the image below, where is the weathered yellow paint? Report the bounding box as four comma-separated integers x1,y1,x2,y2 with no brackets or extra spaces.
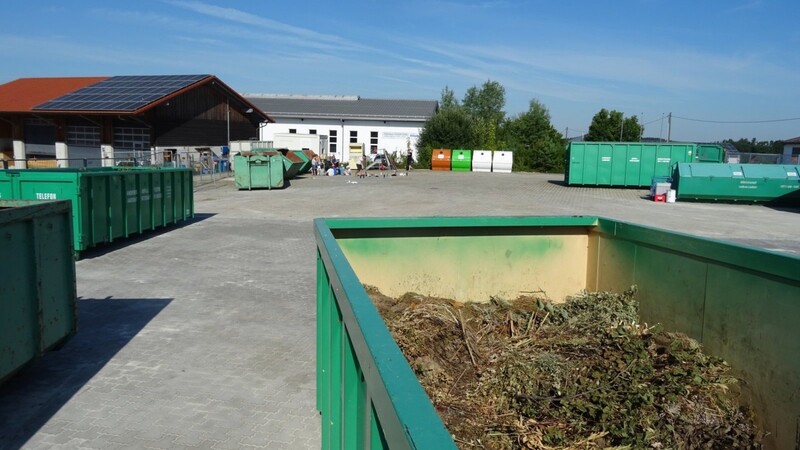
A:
337,234,589,303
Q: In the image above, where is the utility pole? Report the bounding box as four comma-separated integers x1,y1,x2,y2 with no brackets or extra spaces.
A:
565,127,568,139
667,112,672,142
620,119,624,141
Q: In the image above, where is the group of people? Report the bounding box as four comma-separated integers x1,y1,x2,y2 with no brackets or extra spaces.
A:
310,150,414,178
311,155,349,176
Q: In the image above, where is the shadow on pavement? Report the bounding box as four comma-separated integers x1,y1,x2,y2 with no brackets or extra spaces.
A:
766,204,800,214
79,213,216,259
0,297,171,449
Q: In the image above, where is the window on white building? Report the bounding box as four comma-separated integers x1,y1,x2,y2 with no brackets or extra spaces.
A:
329,130,337,153
309,129,317,135
289,129,296,134
370,131,378,153
349,130,357,143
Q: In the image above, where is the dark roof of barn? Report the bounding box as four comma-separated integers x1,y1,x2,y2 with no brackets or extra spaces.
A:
784,136,800,144
0,75,274,122
245,95,438,122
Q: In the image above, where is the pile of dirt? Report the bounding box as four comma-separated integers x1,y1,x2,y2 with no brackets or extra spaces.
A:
366,286,762,449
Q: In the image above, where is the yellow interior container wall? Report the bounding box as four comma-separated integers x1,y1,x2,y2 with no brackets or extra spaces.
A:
337,231,591,303
593,224,800,450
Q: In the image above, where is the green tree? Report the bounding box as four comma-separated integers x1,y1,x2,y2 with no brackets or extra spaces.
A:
586,109,643,142
462,80,506,149
462,80,506,125
721,138,783,154
503,99,565,172
416,108,476,168
440,86,459,111
622,115,643,141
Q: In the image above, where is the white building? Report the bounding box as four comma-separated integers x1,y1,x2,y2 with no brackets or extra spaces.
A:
245,94,437,165
782,136,800,164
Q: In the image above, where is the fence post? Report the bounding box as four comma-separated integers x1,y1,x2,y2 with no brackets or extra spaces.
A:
2,160,7,170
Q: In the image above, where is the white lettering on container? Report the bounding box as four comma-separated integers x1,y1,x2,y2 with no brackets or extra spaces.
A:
36,192,57,200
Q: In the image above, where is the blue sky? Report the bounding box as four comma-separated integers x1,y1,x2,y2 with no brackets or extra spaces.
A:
2,1,799,142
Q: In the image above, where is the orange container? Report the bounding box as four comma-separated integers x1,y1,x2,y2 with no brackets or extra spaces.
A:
431,149,452,171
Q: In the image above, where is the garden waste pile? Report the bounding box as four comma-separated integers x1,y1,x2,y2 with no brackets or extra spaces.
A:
367,286,762,450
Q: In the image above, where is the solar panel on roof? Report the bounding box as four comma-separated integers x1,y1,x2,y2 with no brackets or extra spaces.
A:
34,74,209,112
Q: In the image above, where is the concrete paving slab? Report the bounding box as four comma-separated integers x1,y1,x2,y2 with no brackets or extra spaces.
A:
0,170,797,450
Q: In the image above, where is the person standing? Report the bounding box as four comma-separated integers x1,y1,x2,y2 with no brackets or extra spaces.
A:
406,149,414,175
357,154,366,178
311,156,319,176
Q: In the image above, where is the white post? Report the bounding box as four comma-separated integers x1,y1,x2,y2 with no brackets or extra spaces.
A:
13,139,27,169
101,144,115,167
55,142,69,168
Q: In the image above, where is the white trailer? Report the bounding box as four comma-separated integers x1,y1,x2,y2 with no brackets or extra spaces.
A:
272,133,328,157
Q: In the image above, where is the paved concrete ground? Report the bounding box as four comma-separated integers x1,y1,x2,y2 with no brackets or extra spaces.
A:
1,170,798,450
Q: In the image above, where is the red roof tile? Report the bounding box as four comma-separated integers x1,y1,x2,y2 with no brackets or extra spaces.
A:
0,77,108,112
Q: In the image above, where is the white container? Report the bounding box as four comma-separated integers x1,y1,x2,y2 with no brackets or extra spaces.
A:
667,189,677,203
492,151,513,173
472,150,492,172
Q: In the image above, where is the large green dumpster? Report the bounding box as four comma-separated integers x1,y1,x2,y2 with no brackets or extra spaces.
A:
0,167,194,256
234,152,285,190
1,200,77,385
695,144,725,163
450,149,472,172
315,216,800,450
565,142,695,187
278,149,305,179
673,163,800,203
291,150,312,174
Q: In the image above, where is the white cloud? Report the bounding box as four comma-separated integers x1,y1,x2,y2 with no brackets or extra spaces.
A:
400,37,800,99
725,0,764,13
166,1,373,53
0,35,180,69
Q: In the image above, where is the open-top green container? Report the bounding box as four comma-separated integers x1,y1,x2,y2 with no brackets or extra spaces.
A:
315,216,800,449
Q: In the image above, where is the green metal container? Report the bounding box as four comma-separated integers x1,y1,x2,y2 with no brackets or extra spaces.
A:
565,142,695,187
291,150,312,174
1,200,77,385
315,216,800,450
673,163,800,203
450,149,472,172
234,153,285,190
279,150,305,180
0,167,194,256
695,144,725,163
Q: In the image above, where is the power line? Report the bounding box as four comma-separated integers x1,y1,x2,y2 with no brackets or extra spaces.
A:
642,116,664,126
671,115,800,124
